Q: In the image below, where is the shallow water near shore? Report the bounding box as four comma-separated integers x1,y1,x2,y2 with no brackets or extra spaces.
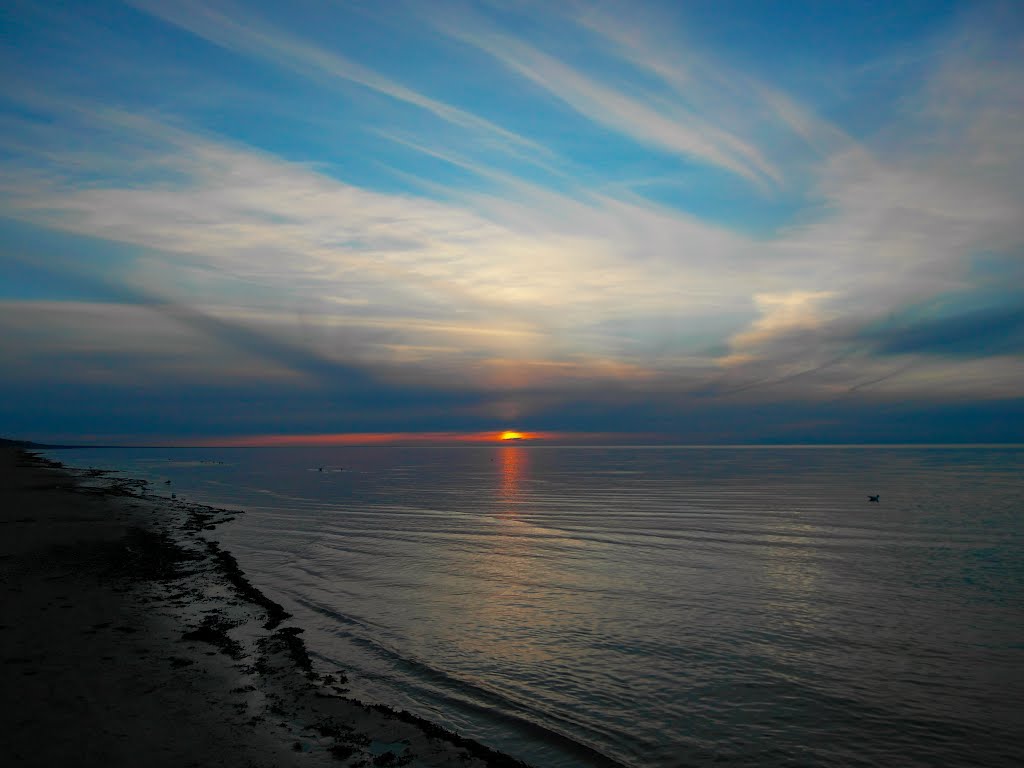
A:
45,445,1024,767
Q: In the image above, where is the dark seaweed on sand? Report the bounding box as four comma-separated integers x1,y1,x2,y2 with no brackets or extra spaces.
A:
181,614,245,659
205,540,291,629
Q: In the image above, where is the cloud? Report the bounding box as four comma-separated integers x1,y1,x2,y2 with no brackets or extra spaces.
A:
126,0,544,156
2,107,765,370
437,15,782,188
722,291,836,365
0,293,367,388
565,1,848,167
860,304,1024,358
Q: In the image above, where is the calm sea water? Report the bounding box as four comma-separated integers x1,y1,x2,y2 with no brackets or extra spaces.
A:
47,445,1024,767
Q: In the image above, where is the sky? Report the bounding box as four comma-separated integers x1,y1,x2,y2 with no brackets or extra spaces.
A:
1,0,1023,445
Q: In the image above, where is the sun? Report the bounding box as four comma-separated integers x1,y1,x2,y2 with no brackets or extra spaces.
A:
499,431,525,441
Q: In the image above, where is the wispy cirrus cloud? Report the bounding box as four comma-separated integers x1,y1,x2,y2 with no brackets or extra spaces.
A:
564,0,855,166
126,0,545,158
4,108,742,388
437,15,782,188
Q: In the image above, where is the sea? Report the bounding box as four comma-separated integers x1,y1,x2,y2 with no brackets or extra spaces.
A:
43,444,1024,767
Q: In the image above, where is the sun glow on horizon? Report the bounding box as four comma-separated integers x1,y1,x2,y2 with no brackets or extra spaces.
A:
192,429,567,447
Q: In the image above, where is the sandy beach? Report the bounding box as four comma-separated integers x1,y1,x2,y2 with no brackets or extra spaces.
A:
0,446,530,768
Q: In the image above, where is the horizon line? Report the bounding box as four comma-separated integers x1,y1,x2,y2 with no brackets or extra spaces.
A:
16,435,1024,450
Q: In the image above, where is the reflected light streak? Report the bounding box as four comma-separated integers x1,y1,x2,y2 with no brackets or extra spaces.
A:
499,445,527,505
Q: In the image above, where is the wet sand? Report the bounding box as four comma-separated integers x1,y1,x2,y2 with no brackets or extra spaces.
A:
0,447,530,767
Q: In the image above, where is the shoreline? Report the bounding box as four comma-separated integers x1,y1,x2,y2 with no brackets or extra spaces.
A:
0,446,532,767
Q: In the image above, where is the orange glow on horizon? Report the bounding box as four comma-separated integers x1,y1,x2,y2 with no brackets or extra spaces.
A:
195,430,566,447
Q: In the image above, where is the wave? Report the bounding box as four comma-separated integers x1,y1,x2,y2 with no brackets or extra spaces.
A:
296,595,633,768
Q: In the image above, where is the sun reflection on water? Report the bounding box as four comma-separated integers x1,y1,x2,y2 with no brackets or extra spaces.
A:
499,445,527,506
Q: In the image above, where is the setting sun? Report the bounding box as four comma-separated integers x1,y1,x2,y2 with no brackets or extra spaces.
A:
499,431,525,441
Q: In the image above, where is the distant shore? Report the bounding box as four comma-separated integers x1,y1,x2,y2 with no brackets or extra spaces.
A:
0,446,531,767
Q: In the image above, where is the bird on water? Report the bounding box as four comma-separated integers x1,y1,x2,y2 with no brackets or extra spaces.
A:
868,494,880,503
